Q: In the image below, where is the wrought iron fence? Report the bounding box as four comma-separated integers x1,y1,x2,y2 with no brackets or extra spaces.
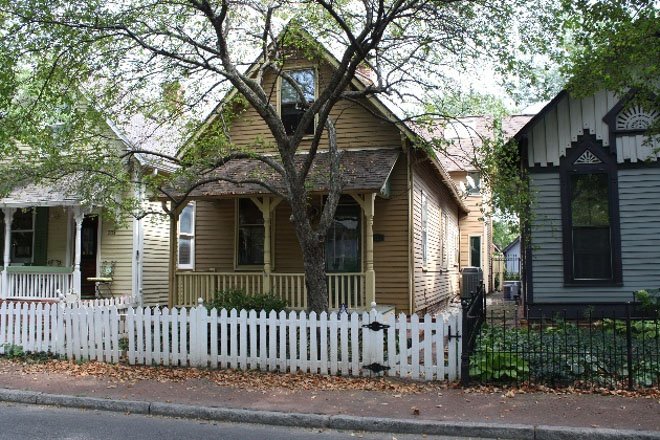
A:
462,298,660,389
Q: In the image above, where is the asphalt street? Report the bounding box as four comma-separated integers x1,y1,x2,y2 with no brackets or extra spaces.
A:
0,402,499,440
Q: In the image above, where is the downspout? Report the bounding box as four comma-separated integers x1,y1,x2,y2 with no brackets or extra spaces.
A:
405,138,415,315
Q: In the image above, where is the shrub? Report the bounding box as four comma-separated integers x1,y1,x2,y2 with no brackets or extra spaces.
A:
206,288,288,313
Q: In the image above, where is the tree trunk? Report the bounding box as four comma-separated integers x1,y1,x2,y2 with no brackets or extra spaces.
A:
300,236,328,313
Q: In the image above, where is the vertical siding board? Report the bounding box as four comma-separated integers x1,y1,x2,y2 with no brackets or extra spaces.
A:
594,90,609,144
545,107,560,166
581,94,596,134
532,119,547,166
569,96,583,142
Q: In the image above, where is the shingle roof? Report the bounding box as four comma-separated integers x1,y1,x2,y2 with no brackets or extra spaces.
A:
184,148,400,198
421,115,534,173
0,181,80,207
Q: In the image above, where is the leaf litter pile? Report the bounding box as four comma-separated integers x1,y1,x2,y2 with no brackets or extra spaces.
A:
0,358,445,394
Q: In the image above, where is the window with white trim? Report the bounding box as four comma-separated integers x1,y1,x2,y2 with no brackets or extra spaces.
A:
11,209,35,264
470,235,482,268
421,191,428,265
177,203,195,269
280,69,316,136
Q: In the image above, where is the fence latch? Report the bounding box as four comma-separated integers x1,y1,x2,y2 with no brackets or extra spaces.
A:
362,321,390,331
362,362,391,374
447,325,461,341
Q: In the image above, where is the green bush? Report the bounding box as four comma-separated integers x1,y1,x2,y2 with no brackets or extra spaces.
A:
470,320,660,388
206,288,288,313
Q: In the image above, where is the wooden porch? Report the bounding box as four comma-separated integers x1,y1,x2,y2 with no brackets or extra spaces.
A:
168,192,379,310
175,271,368,310
1,205,87,301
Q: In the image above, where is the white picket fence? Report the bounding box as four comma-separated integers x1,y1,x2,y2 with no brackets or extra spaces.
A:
0,301,462,381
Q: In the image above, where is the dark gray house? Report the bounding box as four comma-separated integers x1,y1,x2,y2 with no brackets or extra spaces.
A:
514,90,659,316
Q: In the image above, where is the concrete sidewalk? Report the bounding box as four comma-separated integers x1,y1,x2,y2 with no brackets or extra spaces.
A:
0,360,658,438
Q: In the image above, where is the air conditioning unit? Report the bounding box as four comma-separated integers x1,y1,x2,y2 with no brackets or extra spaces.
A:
461,267,483,298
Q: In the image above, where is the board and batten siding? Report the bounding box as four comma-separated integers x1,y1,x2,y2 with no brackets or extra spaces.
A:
529,169,660,302
527,90,659,167
412,157,460,313
141,208,171,306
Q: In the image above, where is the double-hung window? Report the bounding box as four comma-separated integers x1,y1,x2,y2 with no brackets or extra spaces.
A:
325,199,361,273
12,209,35,264
280,69,316,136
421,191,428,265
560,132,622,285
237,199,264,266
178,203,195,269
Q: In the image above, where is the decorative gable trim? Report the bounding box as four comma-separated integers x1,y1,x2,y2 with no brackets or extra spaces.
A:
574,150,602,165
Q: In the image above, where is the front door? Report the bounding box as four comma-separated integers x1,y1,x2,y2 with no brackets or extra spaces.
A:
79,216,98,298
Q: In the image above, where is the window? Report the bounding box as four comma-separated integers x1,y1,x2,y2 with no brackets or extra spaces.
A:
570,173,612,279
470,236,482,268
178,203,195,269
466,172,481,195
280,69,315,135
441,211,448,269
560,131,622,285
325,200,361,273
421,191,428,265
237,199,264,266
11,209,35,264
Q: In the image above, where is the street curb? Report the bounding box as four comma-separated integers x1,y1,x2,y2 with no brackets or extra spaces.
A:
0,388,658,439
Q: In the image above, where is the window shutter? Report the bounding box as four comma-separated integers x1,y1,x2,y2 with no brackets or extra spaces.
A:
33,207,49,265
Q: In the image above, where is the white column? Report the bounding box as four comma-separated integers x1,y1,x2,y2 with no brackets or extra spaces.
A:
262,197,272,293
73,208,84,295
1,208,15,299
364,193,376,307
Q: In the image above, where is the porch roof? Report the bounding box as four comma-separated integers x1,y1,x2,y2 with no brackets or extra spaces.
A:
184,148,401,198
0,182,80,208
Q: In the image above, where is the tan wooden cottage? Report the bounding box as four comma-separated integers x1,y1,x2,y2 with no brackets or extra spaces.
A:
168,44,469,314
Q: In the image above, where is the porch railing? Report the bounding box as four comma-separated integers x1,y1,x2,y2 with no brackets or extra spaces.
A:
2,267,74,301
175,271,366,310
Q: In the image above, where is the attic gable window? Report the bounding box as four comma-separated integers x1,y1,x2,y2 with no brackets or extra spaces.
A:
280,69,315,136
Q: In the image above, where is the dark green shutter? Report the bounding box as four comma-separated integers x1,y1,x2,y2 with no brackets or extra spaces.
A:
33,207,49,265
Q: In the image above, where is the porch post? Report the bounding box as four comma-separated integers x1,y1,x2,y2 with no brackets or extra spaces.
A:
1,208,15,299
167,204,180,308
364,193,376,307
72,208,84,295
262,197,272,294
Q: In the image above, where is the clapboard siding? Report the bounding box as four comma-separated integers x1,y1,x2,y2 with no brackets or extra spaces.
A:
412,156,460,313
46,207,69,266
222,57,401,153
528,90,659,167
141,206,170,306
195,200,235,272
449,170,492,292
529,168,660,302
373,156,410,312
100,218,134,296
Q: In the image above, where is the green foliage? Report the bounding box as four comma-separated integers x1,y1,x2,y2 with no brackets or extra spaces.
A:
493,220,518,250
470,350,529,381
471,320,660,387
558,0,659,135
206,288,288,313
2,344,25,358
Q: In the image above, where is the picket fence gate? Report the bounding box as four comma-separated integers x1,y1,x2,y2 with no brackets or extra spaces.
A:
0,301,462,381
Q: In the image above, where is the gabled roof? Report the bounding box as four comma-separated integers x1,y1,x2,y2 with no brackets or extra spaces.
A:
186,27,468,212
419,115,534,173
502,236,521,254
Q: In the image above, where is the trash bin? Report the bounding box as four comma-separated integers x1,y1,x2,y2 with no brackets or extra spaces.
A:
461,267,483,298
